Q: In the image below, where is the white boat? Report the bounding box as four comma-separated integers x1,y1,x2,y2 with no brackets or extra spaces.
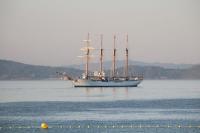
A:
72,33,143,87
73,78,142,87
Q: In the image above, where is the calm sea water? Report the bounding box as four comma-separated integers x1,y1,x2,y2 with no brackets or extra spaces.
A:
0,80,200,133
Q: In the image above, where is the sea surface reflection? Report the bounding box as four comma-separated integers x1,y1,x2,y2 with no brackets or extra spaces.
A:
0,80,200,133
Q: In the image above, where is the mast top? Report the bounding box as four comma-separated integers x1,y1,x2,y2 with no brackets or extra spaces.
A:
100,34,103,49
126,34,128,49
114,34,116,49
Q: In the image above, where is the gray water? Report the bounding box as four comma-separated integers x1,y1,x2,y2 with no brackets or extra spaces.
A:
0,80,200,132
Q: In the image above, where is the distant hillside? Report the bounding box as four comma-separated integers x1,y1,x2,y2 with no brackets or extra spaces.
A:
115,65,200,79
0,60,83,80
0,59,199,80
70,60,193,71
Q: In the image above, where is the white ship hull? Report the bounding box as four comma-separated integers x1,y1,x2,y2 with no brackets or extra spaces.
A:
73,79,142,87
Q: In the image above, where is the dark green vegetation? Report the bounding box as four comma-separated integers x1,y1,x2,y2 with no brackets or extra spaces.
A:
0,59,199,80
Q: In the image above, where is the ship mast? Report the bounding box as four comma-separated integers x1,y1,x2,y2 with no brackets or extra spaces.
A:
125,34,129,79
100,34,103,77
79,33,94,79
79,33,93,79
112,35,116,78
85,33,90,79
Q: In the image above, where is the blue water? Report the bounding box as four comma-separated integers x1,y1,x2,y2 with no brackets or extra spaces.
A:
0,80,200,132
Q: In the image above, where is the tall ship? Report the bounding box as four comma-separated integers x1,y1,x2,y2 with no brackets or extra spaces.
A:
71,33,143,87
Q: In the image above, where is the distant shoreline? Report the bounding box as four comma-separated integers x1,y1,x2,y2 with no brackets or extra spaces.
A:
0,59,200,80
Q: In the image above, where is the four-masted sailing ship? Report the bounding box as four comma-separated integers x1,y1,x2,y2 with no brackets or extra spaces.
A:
72,33,143,87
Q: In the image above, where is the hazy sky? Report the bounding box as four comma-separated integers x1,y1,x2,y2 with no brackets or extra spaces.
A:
0,0,200,66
